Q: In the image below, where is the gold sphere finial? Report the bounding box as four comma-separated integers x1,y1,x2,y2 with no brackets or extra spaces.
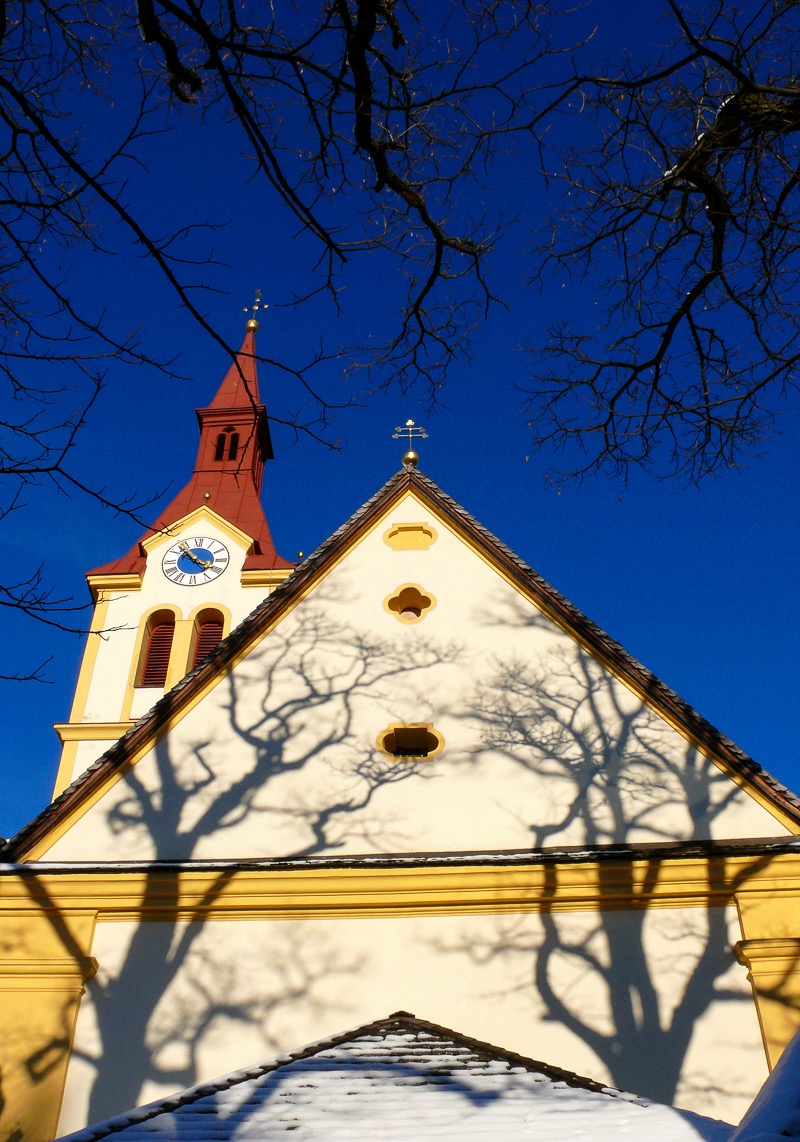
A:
392,418,428,467
243,288,266,330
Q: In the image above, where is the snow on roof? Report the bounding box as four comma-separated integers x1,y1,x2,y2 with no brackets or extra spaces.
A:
57,1013,733,1141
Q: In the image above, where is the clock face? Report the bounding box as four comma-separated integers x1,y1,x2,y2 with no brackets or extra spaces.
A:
162,537,230,586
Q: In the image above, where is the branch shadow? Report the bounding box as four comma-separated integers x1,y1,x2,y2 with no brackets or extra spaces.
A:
431,596,798,1117
16,607,457,1134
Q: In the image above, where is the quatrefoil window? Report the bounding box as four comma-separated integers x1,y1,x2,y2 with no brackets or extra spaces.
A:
384,584,436,624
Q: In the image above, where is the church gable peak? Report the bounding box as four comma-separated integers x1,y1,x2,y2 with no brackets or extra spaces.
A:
12,468,800,863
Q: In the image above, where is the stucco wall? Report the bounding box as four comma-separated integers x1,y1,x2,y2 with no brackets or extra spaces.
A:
57,903,763,1134
47,491,789,862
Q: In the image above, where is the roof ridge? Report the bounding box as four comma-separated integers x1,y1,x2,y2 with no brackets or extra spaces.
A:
56,1010,653,1140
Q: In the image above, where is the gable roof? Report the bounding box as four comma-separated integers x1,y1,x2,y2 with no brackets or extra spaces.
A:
56,1012,733,1141
6,467,800,860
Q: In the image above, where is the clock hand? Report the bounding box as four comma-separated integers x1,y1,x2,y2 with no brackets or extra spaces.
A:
179,541,213,569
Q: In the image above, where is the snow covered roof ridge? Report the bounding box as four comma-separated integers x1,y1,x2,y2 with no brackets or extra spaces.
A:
56,1011,734,1141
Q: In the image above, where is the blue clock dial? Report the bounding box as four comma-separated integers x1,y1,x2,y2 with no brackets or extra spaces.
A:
177,547,215,574
162,537,230,585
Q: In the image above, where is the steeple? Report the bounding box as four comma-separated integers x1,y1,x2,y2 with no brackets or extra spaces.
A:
91,323,293,576
195,323,271,492
52,317,296,804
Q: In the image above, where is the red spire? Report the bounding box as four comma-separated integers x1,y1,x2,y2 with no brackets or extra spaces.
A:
91,325,293,577
207,326,260,409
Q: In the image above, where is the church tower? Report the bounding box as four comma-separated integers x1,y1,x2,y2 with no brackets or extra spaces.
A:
52,319,294,797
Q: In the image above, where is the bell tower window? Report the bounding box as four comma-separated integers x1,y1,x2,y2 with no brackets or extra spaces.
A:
137,613,176,688
191,611,225,670
214,428,239,462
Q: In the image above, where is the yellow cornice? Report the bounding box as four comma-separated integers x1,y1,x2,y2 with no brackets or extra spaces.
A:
4,851,800,921
736,936,800,970
86,573,142,593
54,722,135,743
141,506,253,554
240,568,294,588
0,957,98,986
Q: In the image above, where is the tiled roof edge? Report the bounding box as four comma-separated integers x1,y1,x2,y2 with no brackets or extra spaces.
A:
8,464,799,860
6,834,800,877
408,470,800,826
56,1011,652,1140
3,470,415,861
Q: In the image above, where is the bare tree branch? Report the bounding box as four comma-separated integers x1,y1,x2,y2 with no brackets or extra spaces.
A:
525,1,800,482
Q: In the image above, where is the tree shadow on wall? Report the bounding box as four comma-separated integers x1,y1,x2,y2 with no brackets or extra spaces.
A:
440,602,796,1113
62,608,456,1127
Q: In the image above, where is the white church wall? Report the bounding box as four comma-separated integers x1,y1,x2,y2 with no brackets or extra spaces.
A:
56,903,763,1135
46,492,788,862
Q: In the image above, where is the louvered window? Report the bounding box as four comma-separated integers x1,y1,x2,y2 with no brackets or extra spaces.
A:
191,618,224,669
139,621,174,687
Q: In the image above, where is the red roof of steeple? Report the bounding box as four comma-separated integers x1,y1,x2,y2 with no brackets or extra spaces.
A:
90,326,294,578
207,327,260,409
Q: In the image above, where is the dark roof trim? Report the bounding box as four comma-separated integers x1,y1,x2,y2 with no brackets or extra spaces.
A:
4,835,800,877
407,471,800,828
7,466,800,861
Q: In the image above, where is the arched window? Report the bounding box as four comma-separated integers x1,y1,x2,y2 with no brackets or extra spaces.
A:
191,611,224,670
214,428,239,462
137,614,175,688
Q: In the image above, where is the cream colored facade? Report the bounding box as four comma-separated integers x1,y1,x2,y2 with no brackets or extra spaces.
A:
56,906,763,1133
3,467,800,1142
43,490,790,863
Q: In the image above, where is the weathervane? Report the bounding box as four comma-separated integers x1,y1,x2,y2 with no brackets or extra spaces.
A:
392,418,428,468
243,289,266,331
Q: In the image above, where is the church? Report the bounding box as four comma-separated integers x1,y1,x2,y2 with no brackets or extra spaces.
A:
2,318,800,1141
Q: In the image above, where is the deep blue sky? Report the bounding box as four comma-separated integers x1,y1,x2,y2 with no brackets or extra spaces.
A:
1,2,799,840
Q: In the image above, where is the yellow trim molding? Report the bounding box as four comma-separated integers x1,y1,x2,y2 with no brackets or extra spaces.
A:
53,722,137,796
383,583,437,624
383,522,438,550
55,722,136,743
141,505,254,555
241,568,294,588
0,912,96,1142
735,937,800,1068
6,850,800,920
86,573,143,595
64,593,112,725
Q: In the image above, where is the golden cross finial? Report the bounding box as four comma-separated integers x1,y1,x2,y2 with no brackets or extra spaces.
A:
243,289,266,331
392,418,428,467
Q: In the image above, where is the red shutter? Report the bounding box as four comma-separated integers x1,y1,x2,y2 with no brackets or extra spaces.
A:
192,620,223,669
140,623,174,687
